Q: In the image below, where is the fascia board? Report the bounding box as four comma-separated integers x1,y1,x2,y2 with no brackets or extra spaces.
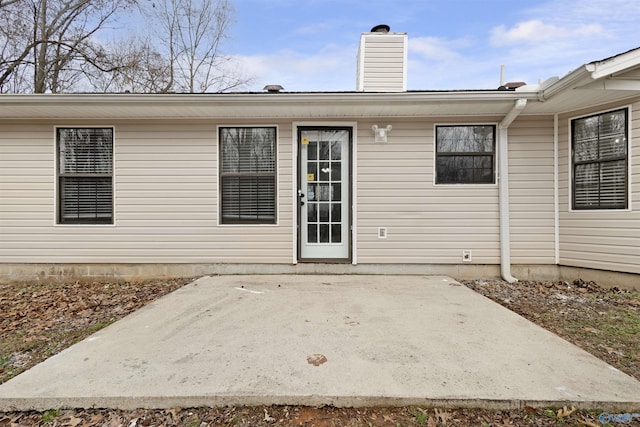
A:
0,91,539,119
0,91,537,105
591,49,640,80
540,65,593,100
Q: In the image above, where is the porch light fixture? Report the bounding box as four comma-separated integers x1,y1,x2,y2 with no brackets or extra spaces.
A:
372,124,392,143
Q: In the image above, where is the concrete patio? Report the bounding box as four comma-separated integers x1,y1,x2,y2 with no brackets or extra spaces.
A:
0,275,639,411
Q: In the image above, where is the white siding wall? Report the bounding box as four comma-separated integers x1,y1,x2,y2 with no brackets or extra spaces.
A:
357,33,406,92
508,116,556,264
356,117,556,265
0,116,557,266
558,99,640,274
0,120,294,263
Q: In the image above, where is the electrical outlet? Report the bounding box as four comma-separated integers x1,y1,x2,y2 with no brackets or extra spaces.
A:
378,227,387,239
462,250,472,262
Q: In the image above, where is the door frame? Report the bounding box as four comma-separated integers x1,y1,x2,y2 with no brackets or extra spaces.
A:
292,122,357,264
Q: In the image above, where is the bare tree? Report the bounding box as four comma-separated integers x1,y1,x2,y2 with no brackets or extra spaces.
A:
0,0,22,8
89,37,173,93
0,0,134,93
143,0,247,93
0,0,247,93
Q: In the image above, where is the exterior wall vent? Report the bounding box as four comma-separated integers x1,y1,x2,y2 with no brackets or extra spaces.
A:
263,85,284,93
356,26,407,92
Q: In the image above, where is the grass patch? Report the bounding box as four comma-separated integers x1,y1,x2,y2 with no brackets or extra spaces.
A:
41,409,60,423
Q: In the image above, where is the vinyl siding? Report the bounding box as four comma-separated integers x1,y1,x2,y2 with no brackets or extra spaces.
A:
558,99,640,274
2,116,558,266
355,117,555,265
508,116,556,264
357,33,406,92
0,120,294,263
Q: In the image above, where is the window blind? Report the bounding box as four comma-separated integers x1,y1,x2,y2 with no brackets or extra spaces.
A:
220,127,276,223
572,109,627,209
58,128,113,223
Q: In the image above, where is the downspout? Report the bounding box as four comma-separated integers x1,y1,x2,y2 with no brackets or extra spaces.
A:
498,99,527,283
553,114,559,265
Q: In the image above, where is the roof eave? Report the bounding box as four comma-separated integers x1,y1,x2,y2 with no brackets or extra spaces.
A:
0,91,540,120
541,47,640,101
540,65,594,100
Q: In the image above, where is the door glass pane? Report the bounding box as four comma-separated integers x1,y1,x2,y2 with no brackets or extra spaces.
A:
331,224,341,243
331,141,341,160
319,203,329,222
307,162,317,179
319,224,330,243
308,141,317,160
308,224,317,243
331,162,341,180
331,203,341,222
319,162,330,181
331,184,341,201
307,184,316,201
320,142,330,160
307,203,317,222
318,184,330,201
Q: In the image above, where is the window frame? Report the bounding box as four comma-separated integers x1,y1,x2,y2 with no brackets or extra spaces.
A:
218,125,278,225
55,126,115,225
570,107,629,211
434,124,497,185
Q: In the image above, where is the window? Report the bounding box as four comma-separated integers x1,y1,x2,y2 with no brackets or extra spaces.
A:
219,127,276,224
435,125,495,184
572,109,628,210
57,128,113,224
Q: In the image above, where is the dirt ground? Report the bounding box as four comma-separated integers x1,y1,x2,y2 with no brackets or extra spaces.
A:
0,276,638,426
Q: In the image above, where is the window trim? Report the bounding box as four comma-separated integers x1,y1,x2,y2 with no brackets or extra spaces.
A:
54,126,115,226
433,123,498,186
569,107,631,212
217,125,279,226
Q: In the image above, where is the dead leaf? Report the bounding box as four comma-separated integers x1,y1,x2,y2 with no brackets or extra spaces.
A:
427,415,437,427
62,414,83,427
264,408,274,422
584,327,598,333
500,416,514,427
306,354,327,366
578,419,598,427
523,405,536,414
557,406,576,418
435,408,452,425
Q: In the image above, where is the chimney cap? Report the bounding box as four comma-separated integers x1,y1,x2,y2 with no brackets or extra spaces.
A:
263,84,284,93
370,24,390,33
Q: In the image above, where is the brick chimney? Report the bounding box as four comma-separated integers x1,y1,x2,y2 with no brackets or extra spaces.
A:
356,25,408,92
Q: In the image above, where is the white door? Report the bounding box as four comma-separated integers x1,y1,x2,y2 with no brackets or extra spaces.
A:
298,128,350,260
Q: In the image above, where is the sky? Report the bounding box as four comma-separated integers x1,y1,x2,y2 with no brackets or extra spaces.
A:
218,0,640,92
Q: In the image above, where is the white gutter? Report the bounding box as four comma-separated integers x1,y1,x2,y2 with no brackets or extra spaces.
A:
498,99,527,283
539,65,593,100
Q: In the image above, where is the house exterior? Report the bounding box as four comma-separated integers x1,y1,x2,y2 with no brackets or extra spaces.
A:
1,27,640,288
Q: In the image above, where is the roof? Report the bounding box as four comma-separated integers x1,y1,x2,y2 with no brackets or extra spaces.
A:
1,47,639,120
